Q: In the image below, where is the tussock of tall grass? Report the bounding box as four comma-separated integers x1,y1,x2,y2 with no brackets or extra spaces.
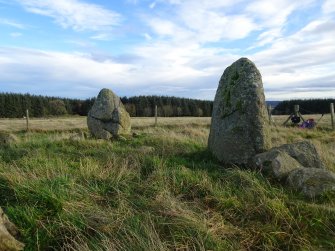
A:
0,120,334,250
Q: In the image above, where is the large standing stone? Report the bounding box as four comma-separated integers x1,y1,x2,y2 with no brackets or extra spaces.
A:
87,88,131,139
208,58,271,165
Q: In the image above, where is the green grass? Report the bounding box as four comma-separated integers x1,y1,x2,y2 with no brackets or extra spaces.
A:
0,123,335,250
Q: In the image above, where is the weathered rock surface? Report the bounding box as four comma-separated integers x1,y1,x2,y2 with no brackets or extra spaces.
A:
87,88,131,139
254,141,325,180
287,168,335,198
274,141,325,169
0,207,24,251
0,132,18,147
254,150,303,180
208,58,271,164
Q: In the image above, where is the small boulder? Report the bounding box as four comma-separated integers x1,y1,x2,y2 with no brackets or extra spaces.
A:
0,132,18,147
272,141,325,169
87,89,131,140
287,168,335,198
254,150,303,180
0,207,24,251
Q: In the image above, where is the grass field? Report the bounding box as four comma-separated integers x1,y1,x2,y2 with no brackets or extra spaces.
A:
0,116,334,250
0,114,333,132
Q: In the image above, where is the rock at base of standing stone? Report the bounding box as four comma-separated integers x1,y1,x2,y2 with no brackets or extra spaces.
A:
254,150,303,180
87,88,131,139
0,207,25,251
273,141,325,169
208,57,271,165
287,168,335,198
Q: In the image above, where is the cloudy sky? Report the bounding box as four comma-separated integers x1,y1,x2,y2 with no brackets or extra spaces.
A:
0,0,334,100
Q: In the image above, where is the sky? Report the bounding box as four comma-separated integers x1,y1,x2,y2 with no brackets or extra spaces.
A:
0,0,335,101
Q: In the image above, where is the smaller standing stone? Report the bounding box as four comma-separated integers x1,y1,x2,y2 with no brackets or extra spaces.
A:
87,88,131,139
208,58,271,165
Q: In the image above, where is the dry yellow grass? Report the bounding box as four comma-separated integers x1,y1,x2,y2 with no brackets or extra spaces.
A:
0,116,211,132
0,115,332,132
0,116,87,132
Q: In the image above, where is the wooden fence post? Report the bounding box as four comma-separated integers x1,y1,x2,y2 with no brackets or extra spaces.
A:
26,109,29,132
267,105,272,125
294,105,299,116
294,104,305,122
155,105,158,127
331,103,334,130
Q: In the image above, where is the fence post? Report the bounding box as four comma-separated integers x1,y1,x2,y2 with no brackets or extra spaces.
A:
155,105,158,127
294,105,299,116
267,105,272,125
26,109,29,132
294,104,305,122
331,103,334,130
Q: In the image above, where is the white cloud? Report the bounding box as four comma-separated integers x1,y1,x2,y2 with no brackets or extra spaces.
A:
149,2,156,9
0,18,25,29
246,0,317,47
180,10,257,41
0,47,133,96
251,18,335,99
18,0,121,31
147,18,177,36
90,33,112,41
323,0,335,14
143,33,152,40
0,45,224,98
246,0,296,27
146,0,257,43
10,32,23,38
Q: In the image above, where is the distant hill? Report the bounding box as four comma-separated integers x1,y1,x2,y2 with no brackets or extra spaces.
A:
266,101,281,108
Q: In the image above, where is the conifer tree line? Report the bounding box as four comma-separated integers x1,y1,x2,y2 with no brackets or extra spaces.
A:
273,98,335,115
121,96,213,117
0,92,213,118
2,92,333,118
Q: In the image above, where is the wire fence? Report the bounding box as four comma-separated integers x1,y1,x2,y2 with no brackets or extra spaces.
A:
268,103,334,130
